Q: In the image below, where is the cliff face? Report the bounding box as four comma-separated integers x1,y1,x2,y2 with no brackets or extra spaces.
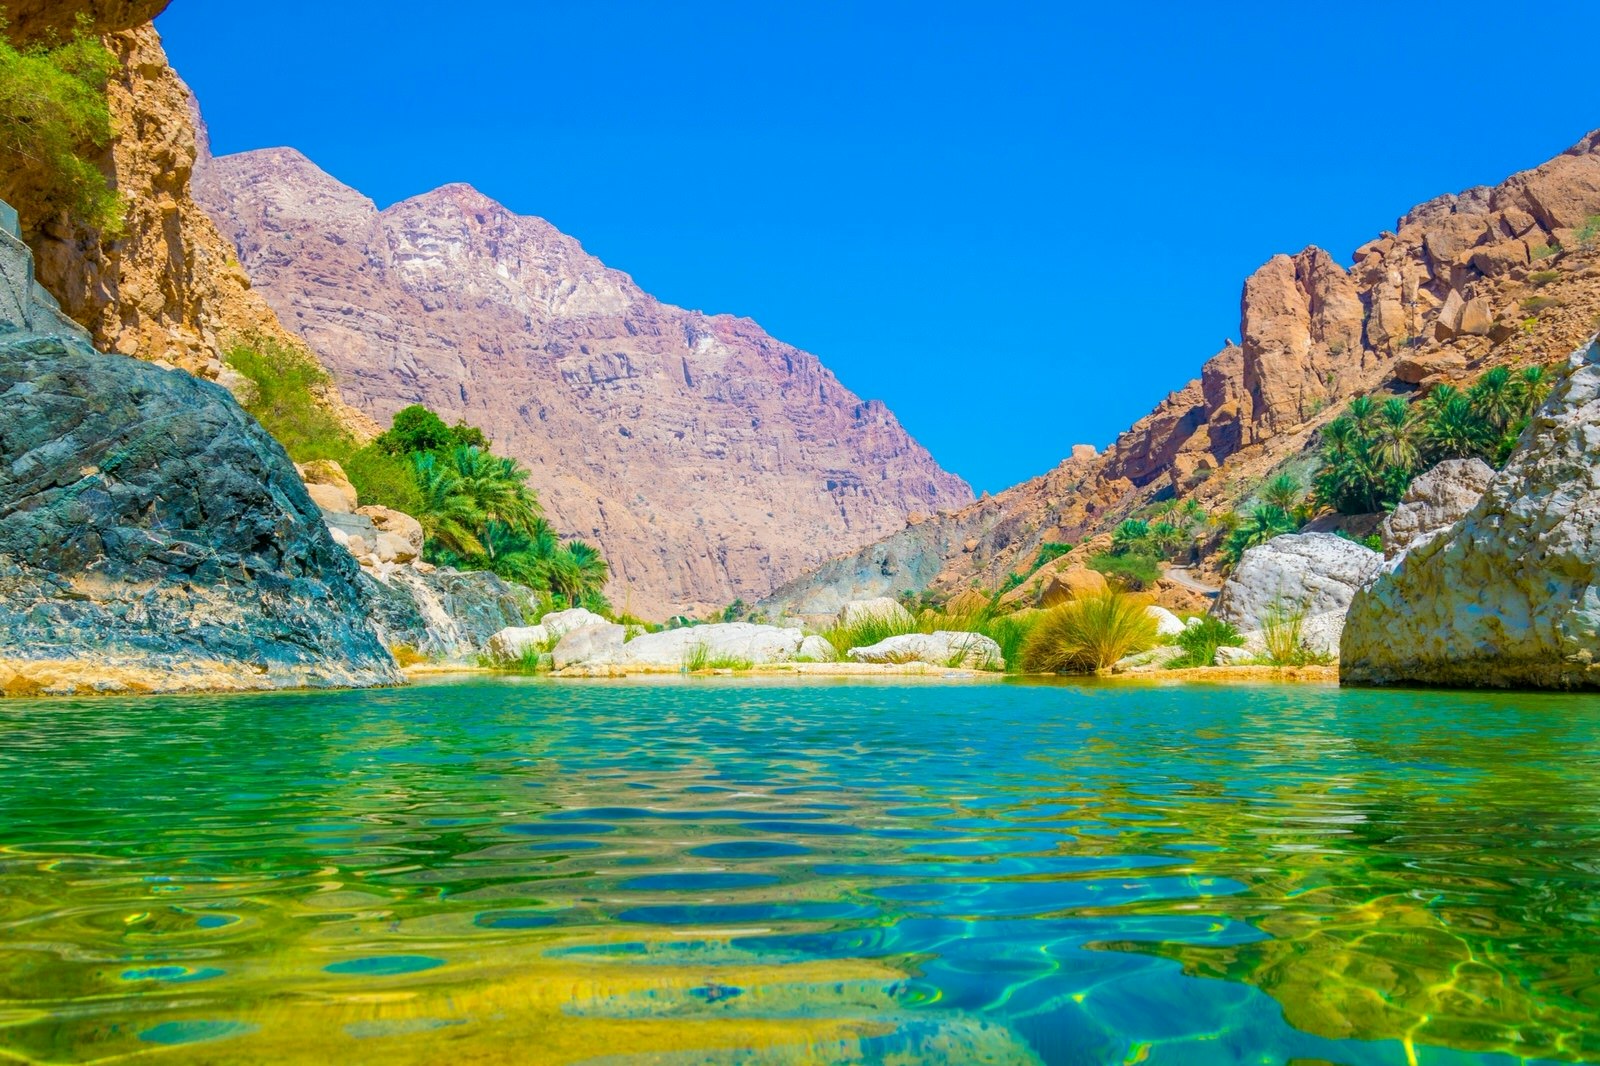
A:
764,131,1600,613
1,8,373,435
0,207,399,695
196,150,973,617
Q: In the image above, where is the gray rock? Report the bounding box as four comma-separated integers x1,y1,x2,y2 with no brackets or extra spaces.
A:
616,623,808,667
1343,339,1600,688
0,208,397,693
847,630,1004,670
1379,458,1495,562
360,566,527,661
1214,533,1383,647
552,623,627,668
838,597,914,629
1214,645,1255,666
1111,645,1186,673
797,634,838,661
485,608,610,663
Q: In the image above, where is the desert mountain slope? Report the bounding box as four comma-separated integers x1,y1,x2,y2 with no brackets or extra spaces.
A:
761,130,1600,617
196,149,971,616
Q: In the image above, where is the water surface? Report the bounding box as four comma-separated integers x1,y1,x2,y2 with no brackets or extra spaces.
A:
1,677,1597,1064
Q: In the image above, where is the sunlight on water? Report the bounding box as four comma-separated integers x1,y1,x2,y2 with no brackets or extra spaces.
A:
1,677,1597,1064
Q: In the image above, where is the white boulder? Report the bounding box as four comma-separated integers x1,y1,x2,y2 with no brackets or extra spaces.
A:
1214,532,1383,656
847,630,1004,670
1146,605,1186,637
552,622,627,668
1378,458,1494,562
797,635,838,661
838,597,914,629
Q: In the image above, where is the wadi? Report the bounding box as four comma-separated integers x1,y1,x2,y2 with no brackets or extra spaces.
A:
2,2,1599,1064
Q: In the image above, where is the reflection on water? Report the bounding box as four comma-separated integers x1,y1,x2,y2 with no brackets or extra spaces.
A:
1,677,1598,1064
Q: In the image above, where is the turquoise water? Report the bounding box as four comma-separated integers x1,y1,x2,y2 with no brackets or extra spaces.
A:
1,677,1598,1064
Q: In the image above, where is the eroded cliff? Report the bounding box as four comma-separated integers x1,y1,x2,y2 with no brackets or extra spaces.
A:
764,131,1600,614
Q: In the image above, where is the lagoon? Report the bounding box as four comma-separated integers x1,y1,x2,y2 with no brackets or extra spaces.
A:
1,677,1597,1064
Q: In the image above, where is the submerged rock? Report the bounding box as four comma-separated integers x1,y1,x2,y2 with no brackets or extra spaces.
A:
847,631,1004,671
0,210,397,694
1343,339,1600,689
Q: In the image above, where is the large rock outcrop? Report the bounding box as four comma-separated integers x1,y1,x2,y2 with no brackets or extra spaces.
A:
766,131,1600,614
0,209,398,694
1343,339,1600,688
194,149,972,618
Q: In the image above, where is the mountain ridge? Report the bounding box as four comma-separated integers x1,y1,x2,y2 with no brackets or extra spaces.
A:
196,145,972,617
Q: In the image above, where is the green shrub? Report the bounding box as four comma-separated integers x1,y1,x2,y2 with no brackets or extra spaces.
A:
1528,269,1561,287
1020,592,1157,674
1029,542,1073,574
1087,549,1161,590
0,25,122,232
1166,615,1244,669
225,337,355,463
682,643,753,672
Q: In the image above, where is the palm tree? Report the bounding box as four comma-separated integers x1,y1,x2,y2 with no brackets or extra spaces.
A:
1515,365,1549,420
412,452,484,555
1468,366,1518,434
1262,473,1302,512
1150,521,1186,557
1112,519,1150,553
565,539,609,594
450,445,541,536
1420,392,1494,462
1368,396,1419,477
1346,395,1379,436
1223,505,1297,565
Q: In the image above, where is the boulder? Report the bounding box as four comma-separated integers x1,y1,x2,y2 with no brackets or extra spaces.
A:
1394,351,1468,385
1214,645,1255,666
1146,605,1186,637
1379,458,1495,562
553,623,628,669
798,635,838,661
359,505,425,556
487,625,550,661
621,623,809,667
945,588,990,614
1214,533,1383,636
361,565,529,661
0,215,397,693
539,607,612,641
847,631,1004,670
375,531,417,564
1111,645,1186,673
1039,566,1109,607
838,597,914,629
1343,338,1600,688
295,459,358,514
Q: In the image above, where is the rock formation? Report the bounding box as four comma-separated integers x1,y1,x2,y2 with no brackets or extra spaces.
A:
0,207,398,694
194,149,972,618
1213,533,1383,658
1377,458,1495,561
0,3,374,426
1343,338,1600,688
766,131,1600,613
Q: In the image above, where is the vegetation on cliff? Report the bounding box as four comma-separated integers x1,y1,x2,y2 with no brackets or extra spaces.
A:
224,339,610,609
0,19,121,232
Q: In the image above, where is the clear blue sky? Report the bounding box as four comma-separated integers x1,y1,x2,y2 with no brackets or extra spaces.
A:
157,1,1600,494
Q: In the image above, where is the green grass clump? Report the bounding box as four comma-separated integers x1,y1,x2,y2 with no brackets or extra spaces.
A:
1020,592,1157,674
1165,615,1244,669
682,643,753,672
1087,550,1162,591
0,24,123,233
1259,600,1333,666
819,611,921,662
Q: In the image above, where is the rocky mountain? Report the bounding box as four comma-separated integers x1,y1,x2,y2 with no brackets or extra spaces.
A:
195,150,972,617
762,130,1600,617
